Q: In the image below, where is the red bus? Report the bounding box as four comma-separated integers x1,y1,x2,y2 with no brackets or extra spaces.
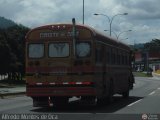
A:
25,21,134,107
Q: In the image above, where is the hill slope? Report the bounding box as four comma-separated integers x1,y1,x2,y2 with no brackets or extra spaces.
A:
0,16,17,28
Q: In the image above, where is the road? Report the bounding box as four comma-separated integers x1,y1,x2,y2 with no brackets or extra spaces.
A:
0,77,160,120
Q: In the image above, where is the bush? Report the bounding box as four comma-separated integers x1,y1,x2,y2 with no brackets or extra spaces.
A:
155,70,160,74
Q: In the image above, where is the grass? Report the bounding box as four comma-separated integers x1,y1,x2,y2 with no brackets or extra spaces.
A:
155,70,160,74
0,79,26,87
133,72,153,77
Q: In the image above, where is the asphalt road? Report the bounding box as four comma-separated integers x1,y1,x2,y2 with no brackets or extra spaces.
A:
0,77,160,120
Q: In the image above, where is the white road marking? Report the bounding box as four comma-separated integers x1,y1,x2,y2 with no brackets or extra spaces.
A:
149,91,155,95
128,99,142,107
157,88,160,90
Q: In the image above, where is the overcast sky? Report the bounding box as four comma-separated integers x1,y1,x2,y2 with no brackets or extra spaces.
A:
1,0,160,44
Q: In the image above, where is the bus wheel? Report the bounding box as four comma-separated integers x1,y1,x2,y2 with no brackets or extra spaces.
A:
32,97,49,107
122,80,129,98
122,90,129,98
107,80,114,103
51,97,69,107
81,96,96,105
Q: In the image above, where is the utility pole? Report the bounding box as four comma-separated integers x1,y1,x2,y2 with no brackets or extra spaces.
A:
72,18,76,56
83,0,84,24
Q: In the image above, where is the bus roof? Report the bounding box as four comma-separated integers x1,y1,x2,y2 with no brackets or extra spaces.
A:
83,24,131,50
26,23,130,50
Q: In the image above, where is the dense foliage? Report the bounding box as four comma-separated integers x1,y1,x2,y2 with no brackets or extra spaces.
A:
0,23,30,80
144,39,160,51
0,17,17,29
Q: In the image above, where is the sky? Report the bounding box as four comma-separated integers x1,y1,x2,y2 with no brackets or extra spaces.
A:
1,0,160,44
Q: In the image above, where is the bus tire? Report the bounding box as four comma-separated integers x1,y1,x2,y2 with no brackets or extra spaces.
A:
122,90,129,98
122,79,130,98
32,97,49,107
51,97,68,107
107,80,114,103
81,96,96,105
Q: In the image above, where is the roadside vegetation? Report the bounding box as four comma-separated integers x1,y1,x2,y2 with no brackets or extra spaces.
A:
133,72,153,77
0,78,26,88
0,18,30,81
155,70,160,74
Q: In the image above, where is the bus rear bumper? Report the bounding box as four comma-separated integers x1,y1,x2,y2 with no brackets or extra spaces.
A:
26,87,96,97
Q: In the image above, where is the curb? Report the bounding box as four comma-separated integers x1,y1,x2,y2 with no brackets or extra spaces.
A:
152,72,160,78
0,92,26,99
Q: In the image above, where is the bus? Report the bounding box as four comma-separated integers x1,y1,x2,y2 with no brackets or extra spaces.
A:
25,20,134,107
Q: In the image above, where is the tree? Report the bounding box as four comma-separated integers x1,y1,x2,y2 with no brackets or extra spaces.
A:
0,29,16,75
0,25,30,80
144,39,160,51
143,39,160,72
5,25,30,80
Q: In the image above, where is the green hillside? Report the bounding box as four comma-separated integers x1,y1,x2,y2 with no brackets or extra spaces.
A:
0,16,17,28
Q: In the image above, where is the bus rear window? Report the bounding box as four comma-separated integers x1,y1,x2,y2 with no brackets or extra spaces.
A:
49,43,69,57
76,42,91,57
28,44,44,58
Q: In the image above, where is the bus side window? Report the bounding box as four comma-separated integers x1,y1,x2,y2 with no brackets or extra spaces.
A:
122,53,124,65
96,47,103,64
112,49,116,65
124,52,128,65
106,47,110,64
116,49,119,65
106,47,112,65
119,51,122,65
127,53,130,65
127,54,129,65
122,52,125,65
117,54,119,65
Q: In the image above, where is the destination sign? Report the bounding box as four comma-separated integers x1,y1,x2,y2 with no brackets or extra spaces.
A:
40,31,79,38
